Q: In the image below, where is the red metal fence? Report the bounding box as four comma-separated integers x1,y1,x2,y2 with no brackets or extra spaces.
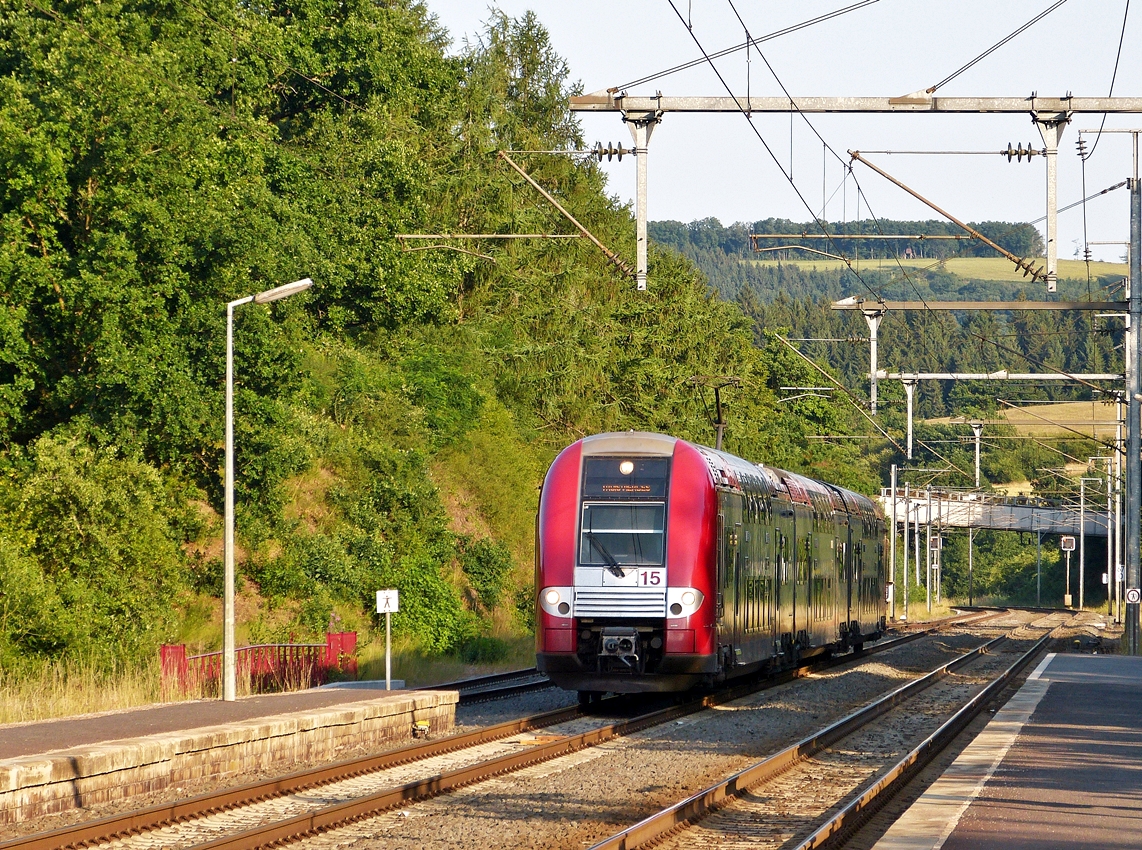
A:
160,632,357,697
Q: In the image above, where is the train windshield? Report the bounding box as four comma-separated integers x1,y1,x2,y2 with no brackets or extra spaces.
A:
579,503,665,566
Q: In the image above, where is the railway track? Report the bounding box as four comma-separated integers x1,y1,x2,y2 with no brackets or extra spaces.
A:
444,667,553,704
586,610,1067,850
1,612,997,850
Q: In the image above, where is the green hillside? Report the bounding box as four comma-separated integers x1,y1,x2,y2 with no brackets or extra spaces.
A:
0,2,883,679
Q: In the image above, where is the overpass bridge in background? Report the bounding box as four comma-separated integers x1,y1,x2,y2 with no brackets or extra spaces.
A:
877,489,1111,537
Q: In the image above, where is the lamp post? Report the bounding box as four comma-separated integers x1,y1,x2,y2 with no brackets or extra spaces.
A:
224,277,313,702
901,482,909,622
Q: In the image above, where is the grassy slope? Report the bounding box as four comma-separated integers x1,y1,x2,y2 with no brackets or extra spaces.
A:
746,256,1127,282
927,400,1120,438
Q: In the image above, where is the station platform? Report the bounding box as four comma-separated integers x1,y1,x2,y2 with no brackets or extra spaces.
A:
0,684,457,823
875,652,1142,850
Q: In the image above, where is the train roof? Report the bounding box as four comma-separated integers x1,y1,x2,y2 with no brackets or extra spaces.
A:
575,432,882,518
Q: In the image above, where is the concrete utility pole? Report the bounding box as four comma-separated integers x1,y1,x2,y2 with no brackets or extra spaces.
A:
902,482,910,621
1116,397,1124,624
1034,110,1071,292
863,309,885,415
889,464,897,619
624,109,660,290
1128,145,1141,655
902,378,916,460
926,489,932,613
970,420,984,489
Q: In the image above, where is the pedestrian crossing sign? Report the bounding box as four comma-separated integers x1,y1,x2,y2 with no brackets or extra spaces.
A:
376,589,400,613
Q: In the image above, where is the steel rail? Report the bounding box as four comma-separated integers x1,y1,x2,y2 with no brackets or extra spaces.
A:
177,627,956,850
432,667,554,705
458,677,553,704
441,665,540,690
791,629,1054,849
0,705,583,850
3,615,983,850
586,623,1047,850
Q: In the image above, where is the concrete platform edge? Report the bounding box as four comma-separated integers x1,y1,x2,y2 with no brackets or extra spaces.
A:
0,689,457,824
872,653,1055,850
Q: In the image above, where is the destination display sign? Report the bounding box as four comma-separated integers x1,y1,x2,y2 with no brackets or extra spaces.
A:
583,457,669,498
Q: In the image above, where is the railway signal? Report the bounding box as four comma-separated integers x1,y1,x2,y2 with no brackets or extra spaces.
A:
1061,537,1075,608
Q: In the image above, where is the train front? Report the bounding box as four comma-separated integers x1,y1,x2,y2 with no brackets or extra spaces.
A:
535,432,719,694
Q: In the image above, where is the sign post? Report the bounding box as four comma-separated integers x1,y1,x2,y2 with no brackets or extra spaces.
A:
1062,537,1076,608
376,589,400,690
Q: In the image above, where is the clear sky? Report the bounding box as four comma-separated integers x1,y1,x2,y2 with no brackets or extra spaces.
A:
427,1,1140,263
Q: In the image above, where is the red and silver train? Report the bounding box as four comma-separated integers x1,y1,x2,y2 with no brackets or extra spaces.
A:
535,432,886,696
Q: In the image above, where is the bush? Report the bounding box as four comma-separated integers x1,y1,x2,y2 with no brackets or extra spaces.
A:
458,536,513,610
0,431,194,664
456,635,509,664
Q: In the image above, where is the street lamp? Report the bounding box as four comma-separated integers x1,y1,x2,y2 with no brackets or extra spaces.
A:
224,277,313,701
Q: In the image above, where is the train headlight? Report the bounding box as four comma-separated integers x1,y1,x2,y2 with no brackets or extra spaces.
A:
666,587,704,618
619,460,635,475
540,587,573,617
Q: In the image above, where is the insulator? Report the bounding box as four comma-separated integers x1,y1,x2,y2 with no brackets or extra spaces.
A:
1005,143,1041,163
1084,246,1093,262
1076,138,1089,159
593,142,630,162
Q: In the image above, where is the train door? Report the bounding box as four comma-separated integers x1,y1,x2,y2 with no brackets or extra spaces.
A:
843,517,856,634
716,512,725,627
833,514,846,645
794,507,812,649
811,528,830,647
717,494,742,667
763,503,777,655
774,498,795,655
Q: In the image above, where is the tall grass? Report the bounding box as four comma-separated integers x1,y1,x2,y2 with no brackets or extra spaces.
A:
356,634,535,687
0,659,165,726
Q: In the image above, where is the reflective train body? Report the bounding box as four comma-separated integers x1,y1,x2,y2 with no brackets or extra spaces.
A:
535,432,886,695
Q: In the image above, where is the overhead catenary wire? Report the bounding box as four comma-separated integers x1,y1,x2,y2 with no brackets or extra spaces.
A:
925,0,1071,93
697,0,946,353
1083,0,1132,161
664,0,888,308
775,335,905,454
1028,180,1128,224
776,335,975,480
854,150,1039,156
614,0,880,91
997,400,1117,452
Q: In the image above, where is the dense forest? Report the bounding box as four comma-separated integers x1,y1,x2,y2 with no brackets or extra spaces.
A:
0,2,1108,677
652,217,1124,418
